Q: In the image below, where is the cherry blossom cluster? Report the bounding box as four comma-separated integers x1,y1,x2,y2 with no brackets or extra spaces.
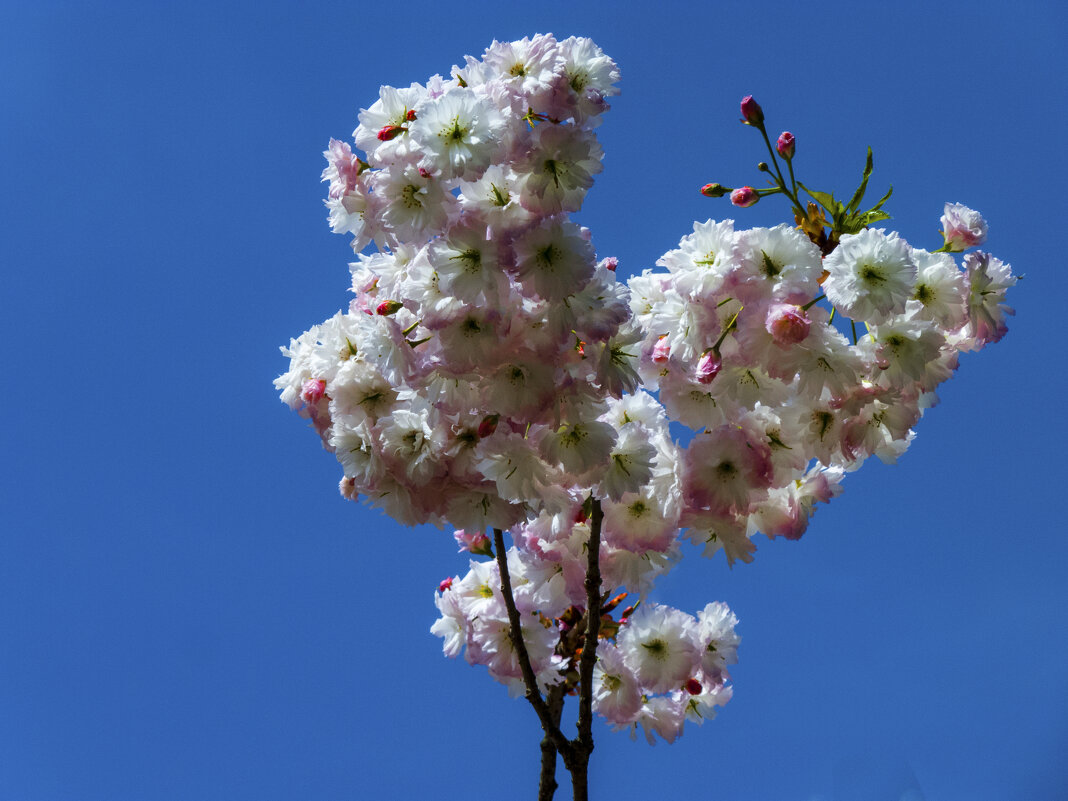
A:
433,530,738,743
629,208,1016,567
276,36,1016,749
278,34,639,532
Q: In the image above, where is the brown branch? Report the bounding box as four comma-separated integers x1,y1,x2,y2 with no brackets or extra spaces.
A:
493,529,575,763
538,684,565,801
560,498,604,801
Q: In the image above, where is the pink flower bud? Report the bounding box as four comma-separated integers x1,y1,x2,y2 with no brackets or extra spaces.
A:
454,529,490,554
685,678,703,695
468,533,492,557
418,167,432,179
376,300,403,315
740,95,764,126
438,577,454,592
765,304,811,345
477,414,499,438
652,335,671,363
730,186,759,208
776,131,795,159
700,182,729,198
300,378,327,405
601,257,618,272
376,124,406,141
695,349,722,384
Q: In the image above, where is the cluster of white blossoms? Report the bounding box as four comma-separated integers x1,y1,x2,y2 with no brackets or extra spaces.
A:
630,208,1016,569
276,36,1016,745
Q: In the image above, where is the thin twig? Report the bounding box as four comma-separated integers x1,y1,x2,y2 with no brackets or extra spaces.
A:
576,499,603,753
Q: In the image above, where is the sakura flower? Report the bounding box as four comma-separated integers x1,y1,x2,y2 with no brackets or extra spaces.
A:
681,681,732,728
941,202,988,251
695,602,740,682
860,319,946,386
321,138,362,199
430,581,466,658
481,34,562,112
541,420,617,476
592,643,643,725
632,695,687,745
655,218,736,297
555,36,621,122
512,218,596,300
682,425,773,514
476,431,558,506
602,487,679,553
730,224,823,304
906,248,968,329
375,403,445,486
617,604,700,695
428,223,503,302
458,165,533,230
599,425,657,500
409,89,507,181
354,83,427,166
823,228,916,324
682,510,756,567
517,123,603,214
374,164,456,247
959,251,1017,349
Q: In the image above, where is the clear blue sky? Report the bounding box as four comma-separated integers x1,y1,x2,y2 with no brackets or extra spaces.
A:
2,2,1065,799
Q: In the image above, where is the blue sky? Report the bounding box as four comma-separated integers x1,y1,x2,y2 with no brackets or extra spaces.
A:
2,2,1065,799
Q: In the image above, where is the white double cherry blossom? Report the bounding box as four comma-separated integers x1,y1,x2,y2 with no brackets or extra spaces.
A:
277,35,1016,746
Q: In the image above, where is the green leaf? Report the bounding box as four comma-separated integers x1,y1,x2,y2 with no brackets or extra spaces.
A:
798,182,837,213
846,147,875,214
868,184,893,212
857,209,892,227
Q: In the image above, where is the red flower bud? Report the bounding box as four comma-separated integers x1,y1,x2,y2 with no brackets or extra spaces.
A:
776,131,795,159
376,124,406,141
376,300,403,315
740,95,764,126
700,182,729,198
685,678,703,695
730,186,759,208
405,109,417,121
477,414,499,438
438,577,454,592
